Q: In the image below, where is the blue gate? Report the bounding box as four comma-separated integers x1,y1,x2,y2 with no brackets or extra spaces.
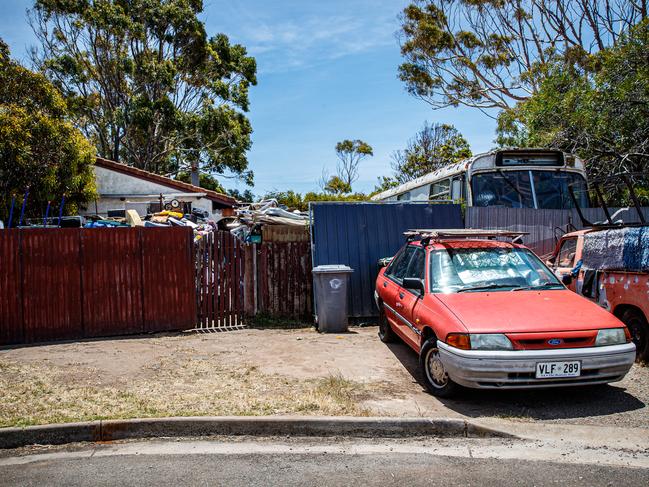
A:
310,202,463,319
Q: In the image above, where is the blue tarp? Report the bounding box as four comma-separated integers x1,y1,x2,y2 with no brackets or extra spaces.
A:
623,226,649,271
582,226,649,272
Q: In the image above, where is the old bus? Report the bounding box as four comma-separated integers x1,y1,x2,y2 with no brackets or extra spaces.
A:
371,149,589,209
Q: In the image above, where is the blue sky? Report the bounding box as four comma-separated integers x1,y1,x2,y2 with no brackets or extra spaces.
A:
1,0,497,195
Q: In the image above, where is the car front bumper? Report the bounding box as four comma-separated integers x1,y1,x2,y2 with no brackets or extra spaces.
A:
437,341,636,389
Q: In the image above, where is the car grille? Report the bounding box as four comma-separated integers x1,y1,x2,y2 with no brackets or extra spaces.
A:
507,331,597,350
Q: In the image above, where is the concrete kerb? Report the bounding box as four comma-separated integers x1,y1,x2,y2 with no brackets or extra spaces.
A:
0,416,515,449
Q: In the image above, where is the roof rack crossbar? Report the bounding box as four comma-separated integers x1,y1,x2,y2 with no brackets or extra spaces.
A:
404,229,529,241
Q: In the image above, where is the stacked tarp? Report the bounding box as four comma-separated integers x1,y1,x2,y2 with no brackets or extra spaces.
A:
582,226,649,272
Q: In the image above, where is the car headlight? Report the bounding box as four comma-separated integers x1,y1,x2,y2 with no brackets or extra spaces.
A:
595,328,628,346
470,333,513,351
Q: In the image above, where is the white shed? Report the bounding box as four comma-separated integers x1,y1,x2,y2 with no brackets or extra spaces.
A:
80,157,236,220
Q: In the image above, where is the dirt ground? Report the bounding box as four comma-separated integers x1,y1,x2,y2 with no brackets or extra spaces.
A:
1,327,647,428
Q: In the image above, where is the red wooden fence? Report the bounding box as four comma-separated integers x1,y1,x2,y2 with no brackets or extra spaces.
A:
195,230,245,329
257,241,312,319
0,227,196,346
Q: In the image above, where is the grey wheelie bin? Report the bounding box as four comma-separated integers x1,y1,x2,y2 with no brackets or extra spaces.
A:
312,265,353,333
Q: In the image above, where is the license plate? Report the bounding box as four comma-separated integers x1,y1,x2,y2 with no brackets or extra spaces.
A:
535,361,581,378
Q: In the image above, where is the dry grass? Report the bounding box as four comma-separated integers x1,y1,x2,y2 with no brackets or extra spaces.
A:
0,354,375,427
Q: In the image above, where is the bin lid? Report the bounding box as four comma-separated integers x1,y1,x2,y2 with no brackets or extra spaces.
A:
312,264,353,274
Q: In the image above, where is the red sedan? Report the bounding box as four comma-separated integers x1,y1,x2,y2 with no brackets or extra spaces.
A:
374,230,636,397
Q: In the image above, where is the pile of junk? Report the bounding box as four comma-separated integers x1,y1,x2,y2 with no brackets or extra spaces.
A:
222,199,308,242
83,207,216,242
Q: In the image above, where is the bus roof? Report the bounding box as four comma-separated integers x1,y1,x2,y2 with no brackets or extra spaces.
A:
370,154,480,201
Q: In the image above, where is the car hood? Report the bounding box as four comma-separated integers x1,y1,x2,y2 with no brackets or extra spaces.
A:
433,290,622,333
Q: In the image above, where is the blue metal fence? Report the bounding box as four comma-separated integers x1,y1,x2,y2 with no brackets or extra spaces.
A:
310,202,463,319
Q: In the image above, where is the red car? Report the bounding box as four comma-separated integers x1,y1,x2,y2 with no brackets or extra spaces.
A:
374,229,636,397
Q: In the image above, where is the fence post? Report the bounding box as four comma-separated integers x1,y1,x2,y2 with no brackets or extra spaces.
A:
243,243,256,317
253,243,258,315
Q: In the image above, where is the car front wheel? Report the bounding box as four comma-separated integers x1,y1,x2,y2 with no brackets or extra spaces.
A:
419,338,459,398
621,308,649,362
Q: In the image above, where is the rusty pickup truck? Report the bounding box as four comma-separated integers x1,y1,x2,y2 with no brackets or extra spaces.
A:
549,227,649,361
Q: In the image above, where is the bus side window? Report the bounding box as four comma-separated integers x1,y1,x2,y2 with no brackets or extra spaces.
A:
397,192,410,201
451,176,464,200
429,179,451,201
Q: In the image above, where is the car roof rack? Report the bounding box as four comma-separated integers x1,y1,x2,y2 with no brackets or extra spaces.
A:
404,229,528,244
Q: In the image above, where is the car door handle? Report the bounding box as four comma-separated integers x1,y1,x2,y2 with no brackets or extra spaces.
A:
383,281,387,287
399,292,404,299
395,302,403,308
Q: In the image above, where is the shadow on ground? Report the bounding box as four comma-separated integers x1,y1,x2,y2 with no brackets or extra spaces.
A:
385,340,646,421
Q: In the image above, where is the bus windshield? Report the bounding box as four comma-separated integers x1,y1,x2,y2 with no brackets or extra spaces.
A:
471,170,588,209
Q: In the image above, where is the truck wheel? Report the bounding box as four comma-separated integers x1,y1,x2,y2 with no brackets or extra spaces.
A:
621,308,649,362
378,304,396,343
420,338,459,398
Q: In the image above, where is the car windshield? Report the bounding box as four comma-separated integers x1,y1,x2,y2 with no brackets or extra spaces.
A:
471,170,589,209
429,246,562,294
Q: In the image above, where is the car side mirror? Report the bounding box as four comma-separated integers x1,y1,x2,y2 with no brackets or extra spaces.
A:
402,277,425,295
561,274,573,285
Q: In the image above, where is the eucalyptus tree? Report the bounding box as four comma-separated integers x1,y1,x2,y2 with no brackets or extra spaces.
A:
31,0,257,184
399,0,646,114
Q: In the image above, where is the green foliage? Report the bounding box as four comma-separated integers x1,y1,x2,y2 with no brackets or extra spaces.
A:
263,190,369,212
248,313,311,329
31,0,257,182
373,122,471,196
0,39,96,222
263,190,305,210
227,188,255,202
383,122,471,187
496,19,649,183
372,175,400,195
176,172,226,193
399,1,646,111
324,175,352,194
333,139,373,189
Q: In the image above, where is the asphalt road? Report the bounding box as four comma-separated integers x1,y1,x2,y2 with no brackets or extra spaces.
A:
2,437,648,487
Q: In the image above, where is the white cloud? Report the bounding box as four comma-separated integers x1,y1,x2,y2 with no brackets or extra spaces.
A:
205,2,401,74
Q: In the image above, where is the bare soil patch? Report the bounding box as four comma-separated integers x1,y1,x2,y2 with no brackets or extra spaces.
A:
1,327,647,428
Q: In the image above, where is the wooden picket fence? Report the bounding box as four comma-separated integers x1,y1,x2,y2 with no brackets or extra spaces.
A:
194,230,245,330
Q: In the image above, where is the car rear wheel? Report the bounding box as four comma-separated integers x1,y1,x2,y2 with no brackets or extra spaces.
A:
621,308,649,362
420,338,459,398
378,304,396,343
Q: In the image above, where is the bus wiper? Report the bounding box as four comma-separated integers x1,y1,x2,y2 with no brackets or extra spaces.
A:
512,283,564,291
497,170,525,200
457,283,517,293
